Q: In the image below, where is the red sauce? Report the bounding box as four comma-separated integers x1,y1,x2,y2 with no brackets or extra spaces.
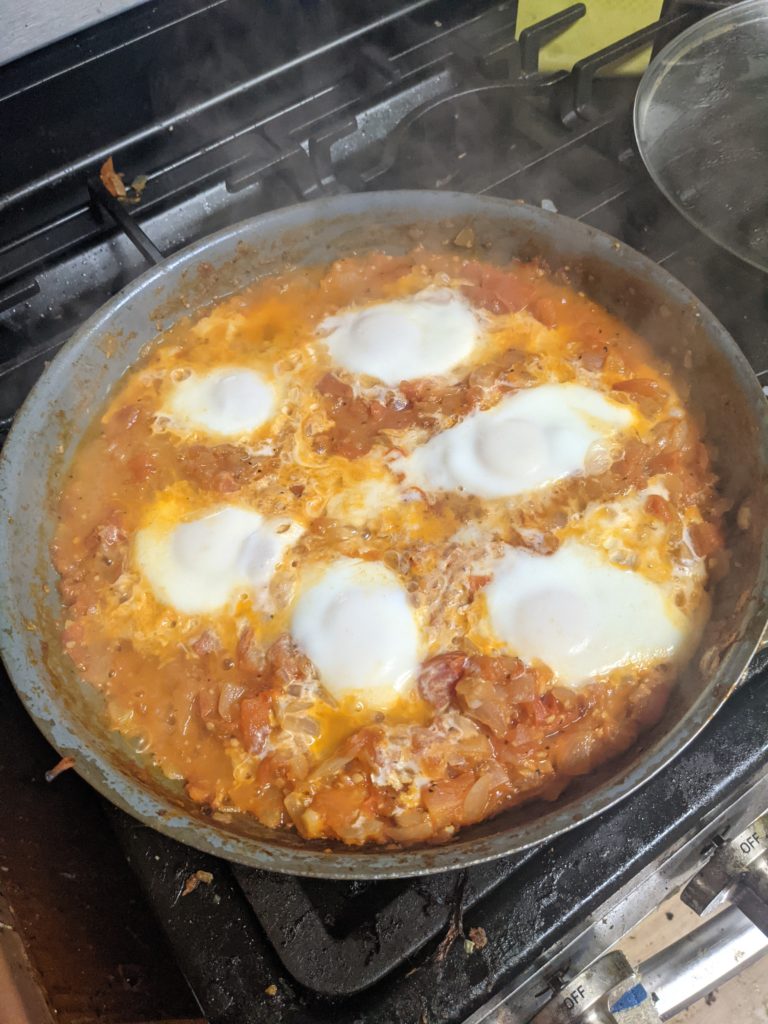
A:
52,250,724,846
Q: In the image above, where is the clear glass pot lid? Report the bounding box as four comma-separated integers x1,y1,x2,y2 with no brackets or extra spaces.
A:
635,0,768,272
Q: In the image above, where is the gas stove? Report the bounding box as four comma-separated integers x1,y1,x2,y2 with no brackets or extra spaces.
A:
1,2,767,1023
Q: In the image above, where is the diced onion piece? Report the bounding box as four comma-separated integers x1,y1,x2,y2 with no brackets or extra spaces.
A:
584,438,615,476
462,774,492,823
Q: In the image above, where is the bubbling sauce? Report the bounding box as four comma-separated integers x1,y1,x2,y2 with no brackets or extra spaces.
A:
52,250,725,846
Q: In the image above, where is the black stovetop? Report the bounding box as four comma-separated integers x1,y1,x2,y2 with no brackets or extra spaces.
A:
1,2,767,1023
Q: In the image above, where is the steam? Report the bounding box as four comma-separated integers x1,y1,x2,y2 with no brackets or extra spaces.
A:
3,0,759,438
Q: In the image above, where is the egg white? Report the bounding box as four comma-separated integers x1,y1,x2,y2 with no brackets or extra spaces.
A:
134,505,303,615
483,539,701,687
290,557,422,710
394,383,634,500
318,288,481,385
162,367,275,437
325,475,402,528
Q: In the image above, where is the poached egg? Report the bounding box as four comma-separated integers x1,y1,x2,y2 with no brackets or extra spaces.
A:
134,504,303,615
482,539,701,687
318,288,481,385
162,367,275,437
291,558,421,710
394,383,634,499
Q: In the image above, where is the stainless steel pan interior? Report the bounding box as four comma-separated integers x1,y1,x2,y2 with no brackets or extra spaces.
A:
1,191,767,879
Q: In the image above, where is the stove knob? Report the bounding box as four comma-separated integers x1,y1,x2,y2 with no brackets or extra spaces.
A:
682,814,768,935
530,951,660,1024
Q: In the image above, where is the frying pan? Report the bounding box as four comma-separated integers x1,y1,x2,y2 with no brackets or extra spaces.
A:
1,191,767,880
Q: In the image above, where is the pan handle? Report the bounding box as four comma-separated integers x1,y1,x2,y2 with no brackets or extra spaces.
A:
88,176,163,265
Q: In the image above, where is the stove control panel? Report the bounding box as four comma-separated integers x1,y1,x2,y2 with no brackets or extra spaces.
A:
529,814,768,1024
531,951,660,1024
682,814,768,935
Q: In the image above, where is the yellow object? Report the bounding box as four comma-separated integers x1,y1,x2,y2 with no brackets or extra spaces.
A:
517,0,663,74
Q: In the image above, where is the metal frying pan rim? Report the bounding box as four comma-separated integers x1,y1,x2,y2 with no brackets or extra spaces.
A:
1,190,766,879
